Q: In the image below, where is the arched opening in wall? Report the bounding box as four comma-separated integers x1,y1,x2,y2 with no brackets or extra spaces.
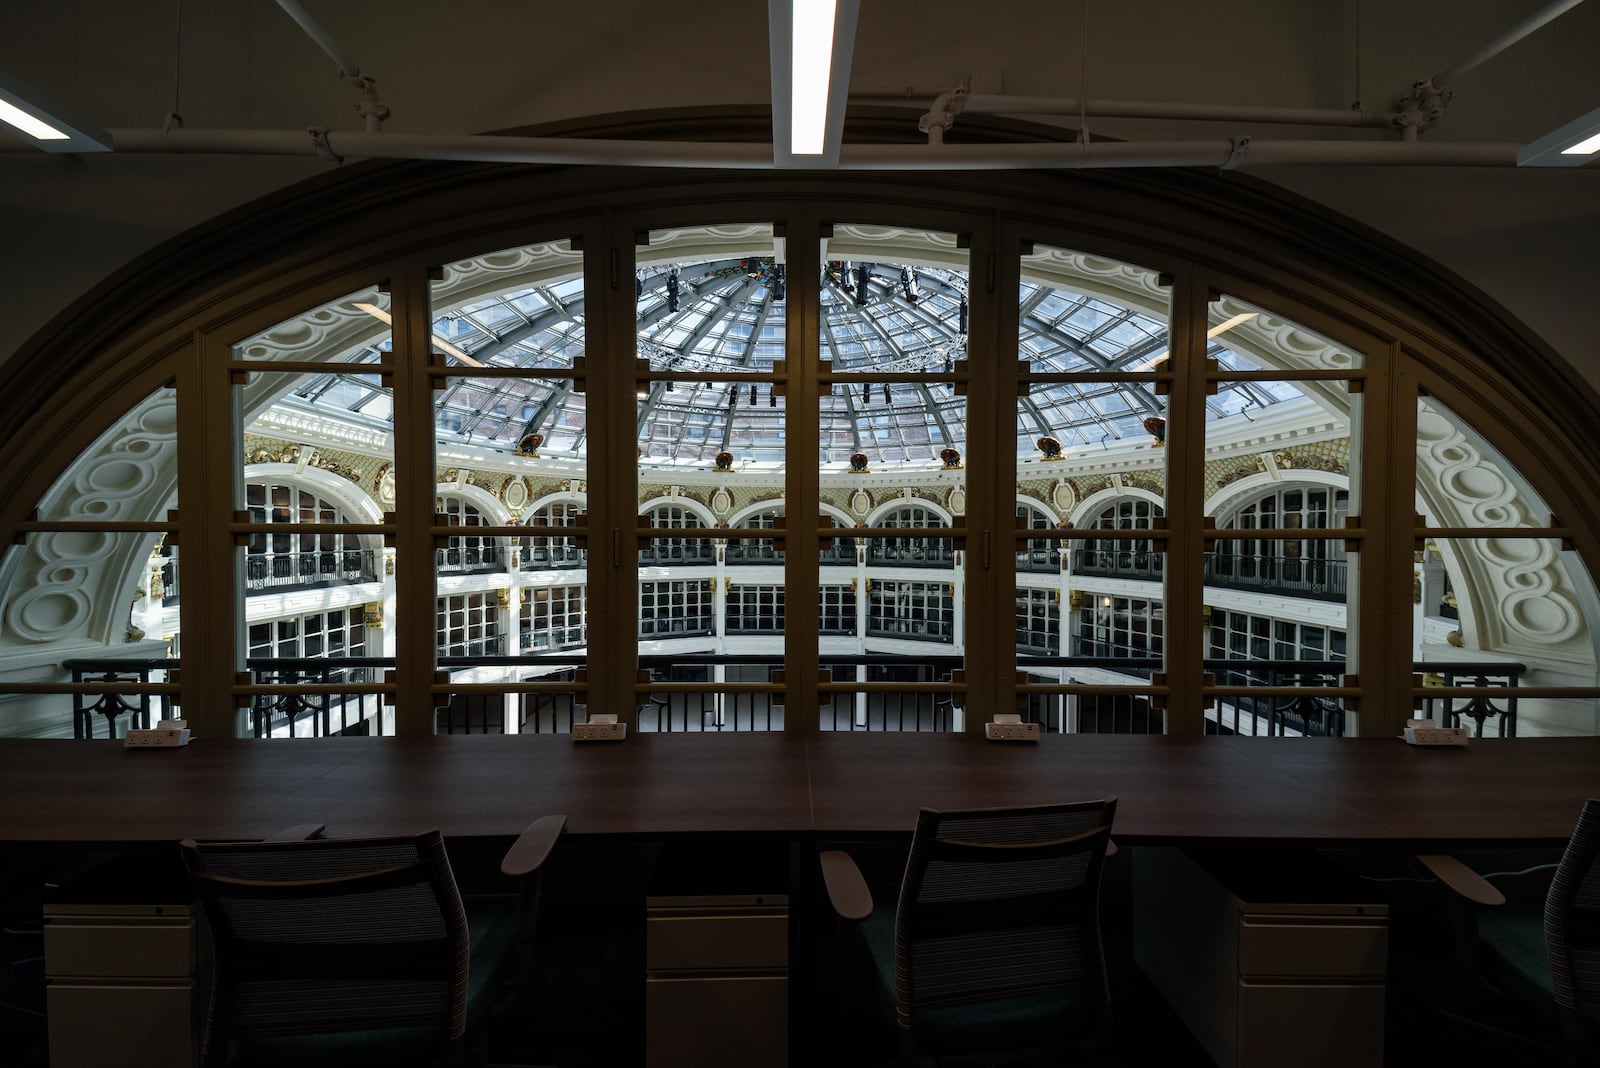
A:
1,162,1597,740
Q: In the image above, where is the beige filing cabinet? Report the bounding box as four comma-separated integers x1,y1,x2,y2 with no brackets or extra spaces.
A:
44,853,202,1068
1134,847,1388,1068
646,893,788,1067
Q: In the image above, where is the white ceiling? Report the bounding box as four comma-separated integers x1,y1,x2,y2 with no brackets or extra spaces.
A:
0,1,1596,379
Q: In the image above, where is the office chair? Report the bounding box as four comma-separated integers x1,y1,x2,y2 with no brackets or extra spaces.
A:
181,816,565,1068
821,798,1118,1065
1421,797,1600,1063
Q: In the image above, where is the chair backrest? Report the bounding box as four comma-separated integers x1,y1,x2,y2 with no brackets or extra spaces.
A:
1546,797,1600,1012
893,798,1118,1038
181,830,470,1062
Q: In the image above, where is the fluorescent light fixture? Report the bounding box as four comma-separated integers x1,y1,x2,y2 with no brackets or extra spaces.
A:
1561,130,1600,156
790,0,837,155
0,67,111,152
769,0,860,167
1518,105,1600,167
355,303,484,367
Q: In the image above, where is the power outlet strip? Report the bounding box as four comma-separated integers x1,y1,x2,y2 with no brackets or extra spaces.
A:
124,727,191,748
985,721,1040,742
572,721,626,742
1403,725,1468,747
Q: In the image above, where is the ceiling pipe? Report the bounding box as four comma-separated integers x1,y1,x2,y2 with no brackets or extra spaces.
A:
1397,0,1590,137
102,126,1522,169
1430,0,1589,88
273,0,389,132
955,94,1400,130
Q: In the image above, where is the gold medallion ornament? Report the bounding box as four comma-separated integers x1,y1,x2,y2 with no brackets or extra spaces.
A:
502,476,530,511
375,463,397,505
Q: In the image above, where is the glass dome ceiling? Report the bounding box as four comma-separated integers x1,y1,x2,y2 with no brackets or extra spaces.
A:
264,229,1338,465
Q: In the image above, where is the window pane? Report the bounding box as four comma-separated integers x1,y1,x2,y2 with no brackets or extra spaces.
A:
430,241,588,735
633,224,786,732
820,224,967,731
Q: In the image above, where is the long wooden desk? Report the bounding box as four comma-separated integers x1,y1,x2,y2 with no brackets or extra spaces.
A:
2,733,1597,846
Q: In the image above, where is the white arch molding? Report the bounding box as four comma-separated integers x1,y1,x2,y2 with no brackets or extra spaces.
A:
1415,406,1590,664
4,388,178,646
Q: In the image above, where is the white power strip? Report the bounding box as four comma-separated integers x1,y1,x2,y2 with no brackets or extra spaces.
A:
124,727,191,748
572,721,626,742
1403,725,1468,747
985,720,1040,742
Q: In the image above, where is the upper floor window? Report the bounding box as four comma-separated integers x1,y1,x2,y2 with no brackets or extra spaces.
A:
244,482,376,592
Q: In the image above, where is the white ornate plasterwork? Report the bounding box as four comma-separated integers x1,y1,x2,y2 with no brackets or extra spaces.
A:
233,287,387,365
824,224,968,273
1416,402,1590,663
1020,245,1170,321
432,240,585,311
6,390,179,645
638,224,779,269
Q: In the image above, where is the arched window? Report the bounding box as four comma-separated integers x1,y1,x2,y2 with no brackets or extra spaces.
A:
725,508,784,564
3,167,1597,742
519,501,585,571
640,504,712,565
1016,503,1061,573
245,481,375,592
1072,499,1164,581
1211,486,1348,600
435,495,501,574
868,505,952,567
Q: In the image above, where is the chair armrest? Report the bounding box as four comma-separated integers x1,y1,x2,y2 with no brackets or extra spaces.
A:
820,850,873,921
501,814,567,878
264,823,326,841
1418,853,1506,906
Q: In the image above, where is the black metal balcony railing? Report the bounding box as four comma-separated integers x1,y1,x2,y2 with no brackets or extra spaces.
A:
865,617,954,642
436,658,587,734
435,544,503,574
246,657,388,738
523,625,586,652
1206,662,1348,737
639,615,715,639
1016,625,1059,654
437,635,506,658
64,658,178,738
1070,547,1163,580
1067,641,1159,675
520,544,587,571
819,655,965,733
636,656,783,733
1203,553,1347,601
1015,545,1062,574
638,541,717,565
819,541,857,565
46,654,1530,741
245,549,379,593
1416,661,1527,737
724,541,784,564
865,543,956,568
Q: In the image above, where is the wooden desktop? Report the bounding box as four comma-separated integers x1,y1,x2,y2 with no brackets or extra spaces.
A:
1,732,1595,846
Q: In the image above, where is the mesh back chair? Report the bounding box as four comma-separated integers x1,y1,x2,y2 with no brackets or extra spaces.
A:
182,818,563,1068
1546,797,1600,1057
822,798,1118,1065
1423,797,1600,1061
